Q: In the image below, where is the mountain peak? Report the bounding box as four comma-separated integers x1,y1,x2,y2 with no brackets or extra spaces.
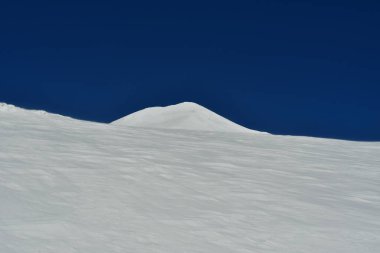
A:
112,102,263,133
172,101,205,109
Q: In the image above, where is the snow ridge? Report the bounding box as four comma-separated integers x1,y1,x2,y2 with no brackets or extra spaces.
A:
0,102,48,115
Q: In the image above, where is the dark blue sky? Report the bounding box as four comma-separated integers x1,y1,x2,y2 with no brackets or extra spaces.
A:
1,0,379,140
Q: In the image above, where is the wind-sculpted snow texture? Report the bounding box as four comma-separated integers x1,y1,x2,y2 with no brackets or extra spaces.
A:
0,102,379,253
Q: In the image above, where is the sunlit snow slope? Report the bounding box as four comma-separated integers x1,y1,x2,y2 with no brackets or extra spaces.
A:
1,102,380,253
112,102,260,133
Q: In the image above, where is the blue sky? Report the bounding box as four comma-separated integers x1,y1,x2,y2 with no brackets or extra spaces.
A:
1,0,379,140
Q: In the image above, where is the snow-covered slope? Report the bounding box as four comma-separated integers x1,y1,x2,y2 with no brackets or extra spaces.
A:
0,102,77,124
112,102,261,133
1,102,380,253
0,102,50,115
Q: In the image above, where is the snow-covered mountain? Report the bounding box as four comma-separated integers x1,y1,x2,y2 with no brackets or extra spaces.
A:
112,102,262,133
0,102,379,253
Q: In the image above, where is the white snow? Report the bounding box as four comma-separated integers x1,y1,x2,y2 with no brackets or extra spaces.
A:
0,102,47,114
1,102,380,253
112,102,262,133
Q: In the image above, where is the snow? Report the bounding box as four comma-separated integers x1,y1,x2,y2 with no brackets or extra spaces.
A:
0,102,71,119
0,102,380,253
112,102,263,133
0,102,47,114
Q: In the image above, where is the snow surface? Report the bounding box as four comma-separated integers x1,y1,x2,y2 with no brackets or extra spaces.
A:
1,102,380,253
112,102,261,133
